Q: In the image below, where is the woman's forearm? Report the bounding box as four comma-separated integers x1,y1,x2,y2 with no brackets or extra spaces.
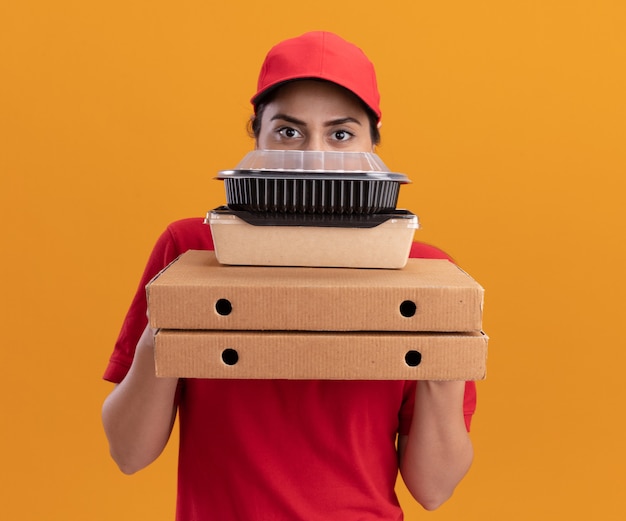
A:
102,325,179,474
399,380,474,510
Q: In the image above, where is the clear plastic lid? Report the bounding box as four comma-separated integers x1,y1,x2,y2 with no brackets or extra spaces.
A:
216,150,410,182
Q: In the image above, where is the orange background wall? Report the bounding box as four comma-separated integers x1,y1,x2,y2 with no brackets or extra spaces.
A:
1,1,625,519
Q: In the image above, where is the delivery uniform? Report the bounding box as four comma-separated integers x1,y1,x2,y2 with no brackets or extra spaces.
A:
103,217,477,521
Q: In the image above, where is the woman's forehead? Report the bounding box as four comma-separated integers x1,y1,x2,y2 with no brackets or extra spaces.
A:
263,80,369,117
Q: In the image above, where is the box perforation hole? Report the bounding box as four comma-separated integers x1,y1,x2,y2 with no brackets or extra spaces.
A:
399,300,417,317
215,298,232,316
405,350,422,367
221,348,239,366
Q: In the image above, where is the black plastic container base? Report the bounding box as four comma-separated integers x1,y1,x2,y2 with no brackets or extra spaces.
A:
212,206,415,228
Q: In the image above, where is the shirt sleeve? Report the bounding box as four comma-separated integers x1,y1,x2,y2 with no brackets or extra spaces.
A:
103,218,211,383
407,242,478,432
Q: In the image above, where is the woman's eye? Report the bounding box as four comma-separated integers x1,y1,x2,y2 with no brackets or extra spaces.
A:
277,127,302,139
332,130,353,141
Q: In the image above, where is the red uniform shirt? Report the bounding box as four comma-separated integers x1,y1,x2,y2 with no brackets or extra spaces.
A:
104,218,477,520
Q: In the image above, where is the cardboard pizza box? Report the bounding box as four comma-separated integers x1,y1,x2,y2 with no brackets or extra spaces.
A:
147,250,484,332
154,329,488,380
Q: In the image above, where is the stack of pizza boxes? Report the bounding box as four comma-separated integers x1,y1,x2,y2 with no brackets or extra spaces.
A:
147,151,488,380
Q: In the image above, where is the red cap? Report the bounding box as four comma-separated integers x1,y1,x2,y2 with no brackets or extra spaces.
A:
252,31,381,122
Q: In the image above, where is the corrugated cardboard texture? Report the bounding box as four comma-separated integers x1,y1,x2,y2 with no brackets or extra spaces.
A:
147,250,484,332
209,210,417,269
154,330,488,380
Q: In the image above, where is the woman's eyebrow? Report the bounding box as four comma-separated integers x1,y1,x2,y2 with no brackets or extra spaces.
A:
270,114,307,126
324,117,362,127
269,115,363,127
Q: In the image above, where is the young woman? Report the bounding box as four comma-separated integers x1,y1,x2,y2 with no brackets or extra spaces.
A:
102,31,476,520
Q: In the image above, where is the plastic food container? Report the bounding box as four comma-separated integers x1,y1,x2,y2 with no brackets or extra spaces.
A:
206,206,419,269
216,150,410,215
